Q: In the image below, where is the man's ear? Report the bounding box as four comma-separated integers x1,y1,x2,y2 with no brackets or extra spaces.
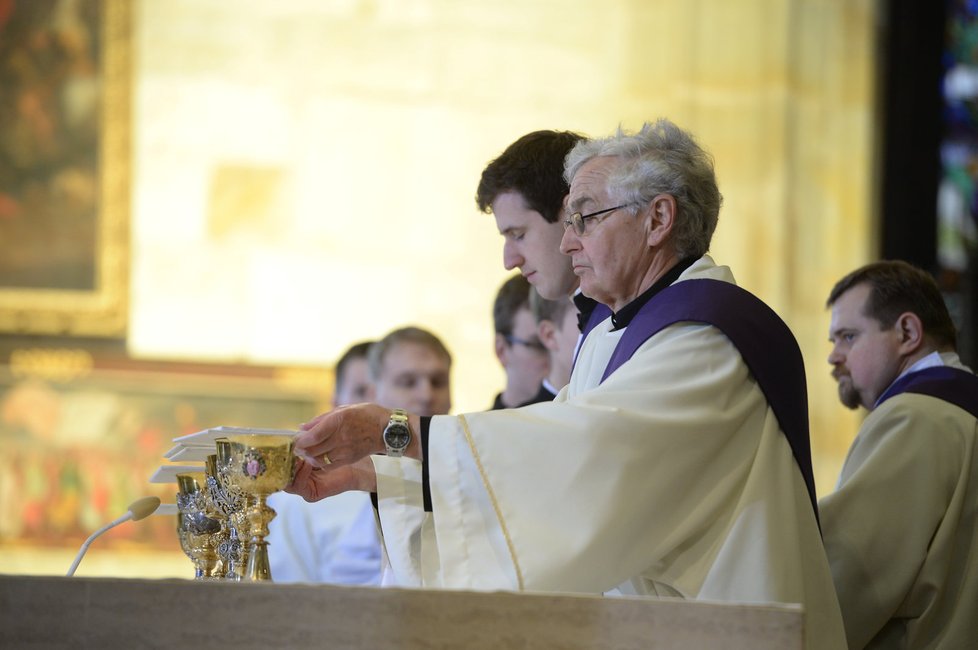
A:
647,193,676,247
494,333,508,365
895,312,925,355
538,320,559,352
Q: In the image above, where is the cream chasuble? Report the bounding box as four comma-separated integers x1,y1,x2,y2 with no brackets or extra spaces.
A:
820,356,978,649
372,256,846,650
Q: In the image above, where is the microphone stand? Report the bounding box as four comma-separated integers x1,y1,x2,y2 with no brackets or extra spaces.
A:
66,496,162,577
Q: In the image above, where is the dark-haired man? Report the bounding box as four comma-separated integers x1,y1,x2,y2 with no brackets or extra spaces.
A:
528,286,579,399
476,129,586,304
490,274,549,409
821,260,978,649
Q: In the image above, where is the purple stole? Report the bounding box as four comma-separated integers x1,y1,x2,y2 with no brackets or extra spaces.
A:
589,279,819,520
581,303,613,342
876,366,978,419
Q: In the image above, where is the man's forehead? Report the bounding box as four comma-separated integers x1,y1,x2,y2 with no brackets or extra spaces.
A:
512,307,540,334
489,190,531,217
568,158,616,208
835,284,872,313
494,211,536,233
829,285,871,328
381,342,450,372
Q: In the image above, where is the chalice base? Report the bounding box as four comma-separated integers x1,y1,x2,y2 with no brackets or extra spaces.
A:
194,554,221,580
244,539,272,581
230,543,249,581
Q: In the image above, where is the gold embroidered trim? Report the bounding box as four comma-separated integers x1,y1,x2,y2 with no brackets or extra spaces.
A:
458,414,524,590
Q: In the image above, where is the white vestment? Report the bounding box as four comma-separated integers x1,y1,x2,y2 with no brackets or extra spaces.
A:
266,490,381,585
819,354,978,648
372,255,845,650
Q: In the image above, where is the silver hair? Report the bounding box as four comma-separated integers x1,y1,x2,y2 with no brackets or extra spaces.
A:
563,119,722,258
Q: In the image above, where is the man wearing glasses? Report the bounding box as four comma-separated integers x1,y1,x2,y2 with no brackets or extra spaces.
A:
289,119,846,649
490,274,550,410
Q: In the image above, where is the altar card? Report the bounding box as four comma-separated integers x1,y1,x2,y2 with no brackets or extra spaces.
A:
164,426,299,461
149,464,205,484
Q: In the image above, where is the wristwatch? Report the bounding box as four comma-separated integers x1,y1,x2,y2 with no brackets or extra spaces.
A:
382,408,411,457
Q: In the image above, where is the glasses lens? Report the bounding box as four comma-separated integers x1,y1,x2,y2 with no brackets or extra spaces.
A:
573,214,586,236
506,335,543,351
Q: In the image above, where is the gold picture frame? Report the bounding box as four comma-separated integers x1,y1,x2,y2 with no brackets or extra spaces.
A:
0,0,130,337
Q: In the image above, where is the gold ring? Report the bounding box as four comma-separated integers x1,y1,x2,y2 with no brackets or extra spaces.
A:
320,451,331,465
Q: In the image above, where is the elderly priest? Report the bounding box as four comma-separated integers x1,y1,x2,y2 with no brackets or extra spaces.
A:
288,119,846,650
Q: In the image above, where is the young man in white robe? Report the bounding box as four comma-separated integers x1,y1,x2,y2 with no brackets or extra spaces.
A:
266,341,381,584
287,119,847,649
267,327,452,583
821,260,978,648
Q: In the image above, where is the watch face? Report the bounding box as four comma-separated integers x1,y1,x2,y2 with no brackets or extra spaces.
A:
385,424,410,449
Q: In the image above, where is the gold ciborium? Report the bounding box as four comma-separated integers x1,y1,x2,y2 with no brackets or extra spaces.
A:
176,472,223,579
222,434,295,581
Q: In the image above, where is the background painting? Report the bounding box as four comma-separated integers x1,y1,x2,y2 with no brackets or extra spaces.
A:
0,0,128,337
0,356,328,559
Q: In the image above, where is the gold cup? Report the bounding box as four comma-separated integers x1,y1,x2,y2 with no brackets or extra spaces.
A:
221,434,296,581
175,471,223,579
215,438,252,579
204,453,246,580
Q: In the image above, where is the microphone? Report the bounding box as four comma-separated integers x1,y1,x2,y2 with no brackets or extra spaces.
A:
66,496,162,577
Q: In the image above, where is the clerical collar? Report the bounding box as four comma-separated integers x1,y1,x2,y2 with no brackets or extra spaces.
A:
610,257,697,331
872,350,951,409
573,290,599,333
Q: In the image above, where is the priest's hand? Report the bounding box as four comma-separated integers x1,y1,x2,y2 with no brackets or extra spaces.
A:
286,456,376,501
294,403,389,467
293,403,423,467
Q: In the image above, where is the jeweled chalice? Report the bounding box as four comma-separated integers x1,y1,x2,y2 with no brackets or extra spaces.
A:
214,438,250,579
204,453,244,580
175,471,223,579
221,434,295,581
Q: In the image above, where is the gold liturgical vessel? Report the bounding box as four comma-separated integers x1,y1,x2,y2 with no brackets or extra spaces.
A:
215,438,251,579
220,434,296,581
175,472,223,579
204,452,245,580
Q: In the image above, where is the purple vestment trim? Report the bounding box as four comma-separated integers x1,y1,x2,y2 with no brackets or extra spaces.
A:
877,366,978,419
583,302,613,338
573,303,613,367
597,279,819,521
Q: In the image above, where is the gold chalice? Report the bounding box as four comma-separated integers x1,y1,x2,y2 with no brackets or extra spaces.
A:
175,471,223,579
222,434,296,581
215,438,253,580
204,453,244,580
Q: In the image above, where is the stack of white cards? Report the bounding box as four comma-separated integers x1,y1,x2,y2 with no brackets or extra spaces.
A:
149,426,297,484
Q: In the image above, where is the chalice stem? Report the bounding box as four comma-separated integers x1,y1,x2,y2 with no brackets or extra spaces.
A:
243,495,276,581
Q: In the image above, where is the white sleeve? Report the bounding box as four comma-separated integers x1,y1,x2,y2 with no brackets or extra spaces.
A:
371,454,427,587
371,433,519,590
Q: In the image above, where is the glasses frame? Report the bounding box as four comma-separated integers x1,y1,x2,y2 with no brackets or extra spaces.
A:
503,334,546,352
563,204,629,236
